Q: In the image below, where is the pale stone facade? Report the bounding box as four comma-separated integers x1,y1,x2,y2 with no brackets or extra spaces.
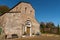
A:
0,2,40,38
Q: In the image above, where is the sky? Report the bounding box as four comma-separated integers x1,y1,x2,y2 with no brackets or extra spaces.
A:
0,0,60,26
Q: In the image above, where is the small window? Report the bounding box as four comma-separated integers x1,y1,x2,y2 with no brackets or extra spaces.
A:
26,21,30,25
30,10,32,12
12,34,18,38
30,10,32,14
19,11,21,13
25,19,31,25
25,7,27,13
19,7,21,13
25,7,27,10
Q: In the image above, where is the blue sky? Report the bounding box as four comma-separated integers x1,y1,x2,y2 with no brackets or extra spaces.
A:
0,0,60,26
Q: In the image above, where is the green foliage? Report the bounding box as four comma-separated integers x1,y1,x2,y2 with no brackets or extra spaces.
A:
0,28,2,34
40,22,60,35
0,6,9,15
0,12,1,13
40,22,45,33
46,22,55,28
40,22,46,28
57,24,60,34
46,22,55,33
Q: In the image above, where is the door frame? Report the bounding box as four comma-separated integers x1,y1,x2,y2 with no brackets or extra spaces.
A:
25,26,32,36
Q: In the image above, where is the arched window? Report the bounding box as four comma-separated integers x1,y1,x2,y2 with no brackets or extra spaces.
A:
25,18,31,27
25,7,27,13
19,7,21,13
30,10,32,14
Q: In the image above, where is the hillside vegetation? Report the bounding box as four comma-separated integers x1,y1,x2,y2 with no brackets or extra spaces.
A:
0,6,9,15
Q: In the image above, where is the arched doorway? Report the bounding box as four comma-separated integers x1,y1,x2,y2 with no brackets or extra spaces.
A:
24,18,32,36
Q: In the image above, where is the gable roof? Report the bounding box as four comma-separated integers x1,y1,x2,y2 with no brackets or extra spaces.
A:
0,1,32,16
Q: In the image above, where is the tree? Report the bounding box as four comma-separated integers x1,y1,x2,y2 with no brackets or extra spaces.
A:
46,22,55,33
40,22,46,28
57,24,60,34
46,22,55,28
0,6,9,15
40,22,46,33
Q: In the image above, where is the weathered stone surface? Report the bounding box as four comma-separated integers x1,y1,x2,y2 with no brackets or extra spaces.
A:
0,2,40,38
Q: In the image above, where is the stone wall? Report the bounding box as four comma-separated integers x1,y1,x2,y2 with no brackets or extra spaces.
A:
0,2,40,38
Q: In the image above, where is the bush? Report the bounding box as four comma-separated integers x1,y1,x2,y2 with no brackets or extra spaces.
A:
0,28,2,35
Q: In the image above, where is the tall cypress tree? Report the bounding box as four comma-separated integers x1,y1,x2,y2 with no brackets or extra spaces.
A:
57,24,60,34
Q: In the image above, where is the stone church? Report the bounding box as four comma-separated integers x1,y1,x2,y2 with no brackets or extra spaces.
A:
0,2,40,38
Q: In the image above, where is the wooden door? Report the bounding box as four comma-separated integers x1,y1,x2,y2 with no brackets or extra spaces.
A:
27,27,30,35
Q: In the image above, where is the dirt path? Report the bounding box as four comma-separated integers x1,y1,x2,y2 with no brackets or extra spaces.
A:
2,34,60,40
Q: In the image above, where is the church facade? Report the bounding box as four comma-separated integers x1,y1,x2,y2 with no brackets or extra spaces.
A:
0,2,40,38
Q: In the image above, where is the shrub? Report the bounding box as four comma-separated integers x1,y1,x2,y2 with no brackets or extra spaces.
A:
0,28,2,35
